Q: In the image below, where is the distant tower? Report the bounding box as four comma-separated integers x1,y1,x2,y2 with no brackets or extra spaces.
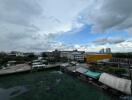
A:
99,48,105,54
106,48,111,54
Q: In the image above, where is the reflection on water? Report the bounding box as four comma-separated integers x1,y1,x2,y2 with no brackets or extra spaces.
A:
0,86,28,100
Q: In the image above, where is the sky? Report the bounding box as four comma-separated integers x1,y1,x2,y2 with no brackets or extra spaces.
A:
0,0,132,52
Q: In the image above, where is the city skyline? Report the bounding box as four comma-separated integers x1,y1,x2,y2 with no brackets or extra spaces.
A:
0,0,132,52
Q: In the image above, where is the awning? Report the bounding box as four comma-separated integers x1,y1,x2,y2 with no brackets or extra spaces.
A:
84,70,102,79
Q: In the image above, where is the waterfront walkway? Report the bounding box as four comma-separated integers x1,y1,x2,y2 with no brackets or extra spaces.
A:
0,64,31,75
0,63,61,76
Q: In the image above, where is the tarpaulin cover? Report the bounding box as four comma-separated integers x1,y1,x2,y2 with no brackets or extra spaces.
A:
99,73,131,95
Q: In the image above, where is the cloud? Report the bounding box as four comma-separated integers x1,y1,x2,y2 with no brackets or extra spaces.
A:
78,0,132,33
0,0,43,51
0,0,89,51
68,42,132,53
0,0,132,52
0,0,42,27
93,37,125,45
117,41,132,48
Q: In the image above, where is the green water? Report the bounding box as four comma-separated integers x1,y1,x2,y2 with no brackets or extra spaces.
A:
0,70,118,100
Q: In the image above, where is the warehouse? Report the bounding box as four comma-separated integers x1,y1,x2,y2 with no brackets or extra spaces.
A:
85,54,112,63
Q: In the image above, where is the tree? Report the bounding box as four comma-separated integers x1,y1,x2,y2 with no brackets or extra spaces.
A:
42,52,48,57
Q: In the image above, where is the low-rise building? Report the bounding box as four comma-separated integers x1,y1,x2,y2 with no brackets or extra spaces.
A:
71,52,85,62
85,54,112,63
60,51,73,59
60,50,85,62
8,51,25,57
110,57,132,65
42,50,61,62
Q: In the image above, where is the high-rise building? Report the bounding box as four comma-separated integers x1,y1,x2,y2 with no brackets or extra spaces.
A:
106,48,111,54
99,48,105,54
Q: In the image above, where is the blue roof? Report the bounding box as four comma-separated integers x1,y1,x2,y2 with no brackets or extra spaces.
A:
84,70,102,79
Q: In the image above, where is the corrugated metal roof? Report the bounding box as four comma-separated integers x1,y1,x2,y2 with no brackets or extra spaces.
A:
76,67,88,74
99,73,131,95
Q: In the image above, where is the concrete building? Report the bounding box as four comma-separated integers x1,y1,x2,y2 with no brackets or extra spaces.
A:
106,48,111,54
60,50,85,62
60,51,73,60
99,48,111,54
8,51,25,57
71,52,85,62
85,54,112,63
99,48,105,54
42,50,85,62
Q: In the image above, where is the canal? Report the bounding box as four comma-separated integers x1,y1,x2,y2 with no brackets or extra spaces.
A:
0,70,118,100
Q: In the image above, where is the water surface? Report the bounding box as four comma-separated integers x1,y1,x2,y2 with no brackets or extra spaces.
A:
0,70,118,100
